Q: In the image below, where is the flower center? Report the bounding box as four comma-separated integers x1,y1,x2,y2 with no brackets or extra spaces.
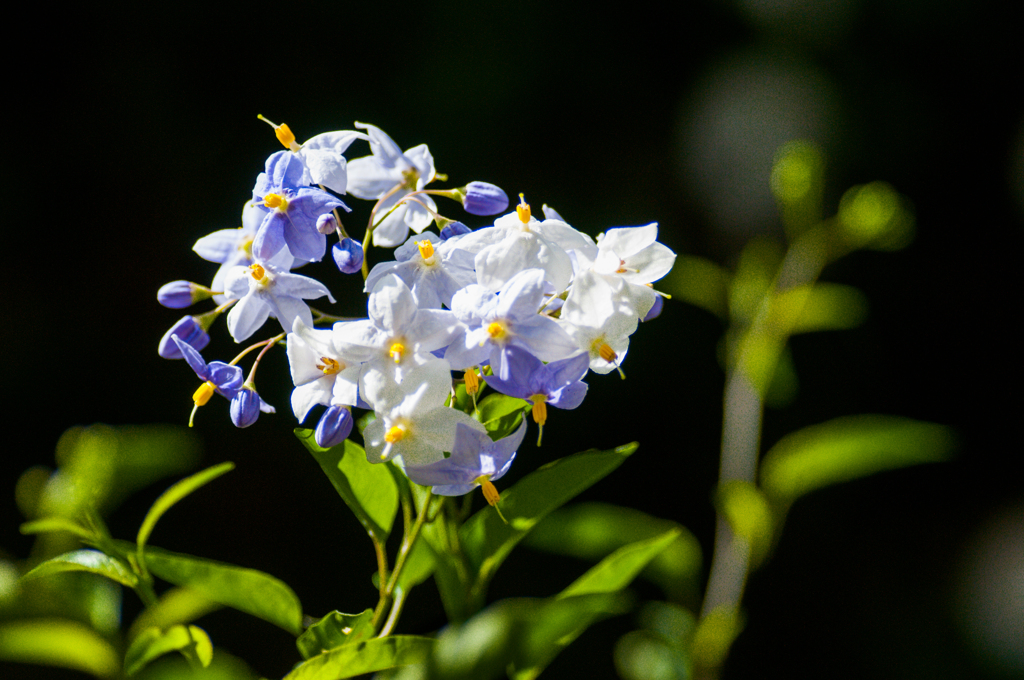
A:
464,368,481,395
263,193,289,211
193,381,216,406
389,342,406,364
249,263,267,282
416,239,435,262
476,476,501,506
401,167,420,190
316,357,342,375
487,322,507,340
385,424,407,444
516,193,531,225
595,341,617,363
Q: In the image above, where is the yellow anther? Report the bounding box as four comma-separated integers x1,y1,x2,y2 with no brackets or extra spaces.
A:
263,193,288,211
487,322,507,340
385,425,407,444
530,394,548,426
389,342,406,364
464,368,480,396
597,342,618,364
416,239,435,260
258,114,301,151
477,476,501,506
249,263,266,281
516,193,531,224
615,258,628,274
193,381,216,406
316,357,342,375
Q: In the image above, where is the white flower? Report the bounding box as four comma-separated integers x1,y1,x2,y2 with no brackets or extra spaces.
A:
286,318,364,422
346,122,438,247
224,261,334,342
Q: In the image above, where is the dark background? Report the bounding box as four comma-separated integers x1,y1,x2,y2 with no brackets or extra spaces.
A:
4,1,1022,678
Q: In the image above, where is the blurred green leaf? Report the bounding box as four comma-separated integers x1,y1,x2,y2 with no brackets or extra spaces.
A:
20,516,96,541
714,481,773,566
461,443,638,591
296,429,399,541
0,619,120,678
777,283,868,334
524,503,701,598
22,549,137,588
296,609,375,660
125,625,212,675
558,529,681,599
770,140,825,239
662,255,729,319
837,181,914,251
115,542,303,635
137,462,235,562
760,415,954,506
284,635,435,679
729,238,784,326
615,629,690,680
128,587,223,640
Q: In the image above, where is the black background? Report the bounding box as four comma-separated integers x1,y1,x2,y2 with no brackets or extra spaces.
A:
4,1,1022,678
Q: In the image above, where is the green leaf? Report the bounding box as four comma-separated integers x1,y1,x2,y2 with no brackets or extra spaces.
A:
0,619,120,678
714,481,773,567
476,393,528,439
296,429,398,541
117,542,302,635
691,607,743,671
296,609,375,660
137,462,235,560
760,415,954,506
128,587,223,640
283,636,435,680
21,549,138,587
662,255,729,319
20,517,96,541
523,502,702,598
461,442,638,594
125,625,212,675
558,529,682,599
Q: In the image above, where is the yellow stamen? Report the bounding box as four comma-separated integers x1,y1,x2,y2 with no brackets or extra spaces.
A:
597,342,617,364
464,368,480,395
516,193,531,224
530,394,547,426
316,357,342,375
385,425,407,444
416,239,435,260
257,114,301,152
389,342,405,364
487,322,507,340
193,381,216,406
477,476,500,506
615,258,628,274
249,263,266,281
263,193,288,211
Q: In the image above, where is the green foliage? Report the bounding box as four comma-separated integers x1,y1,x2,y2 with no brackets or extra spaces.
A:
760,415,955,508
662,255,730,319
283,636,435,680
125,624,213,675
837,181,915,250
128,587,222,640
614,602,695,680
22,549,138,588
296,609,375,659
475,392,528,440
460,442,639,594
770,140,825,239
137,462,235,570
296,428,399,541
114,542,303,635
0,619,121,678
691,607,743,672
524,502,701,600
558,529,682,599
714,482,773,567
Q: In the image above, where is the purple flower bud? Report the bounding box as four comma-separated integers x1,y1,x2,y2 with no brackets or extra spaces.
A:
332,237,364,274
157,281,202,309
315,405,354,448
461,182,509,216
316,213,338,235
439,221,471,241
159,316,210,359
642,295,664,322
230,387,262,428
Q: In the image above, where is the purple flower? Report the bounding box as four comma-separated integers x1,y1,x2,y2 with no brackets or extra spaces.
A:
158,281,207,309
404,421,527,499
230,387,261,428
461,182,509,216
159,316,210,359
483,346,589,444
172,336,243,401
439,221,471,241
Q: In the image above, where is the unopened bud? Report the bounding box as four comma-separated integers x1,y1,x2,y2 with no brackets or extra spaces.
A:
315,405,353,448
230,386,262,428
316,213,338,234
158,281,211,309
439,221,471,241
642,295,664,322
159,316,211,359
332,238,364,274
461,182,509,216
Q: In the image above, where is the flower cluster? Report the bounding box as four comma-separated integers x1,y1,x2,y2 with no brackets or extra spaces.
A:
158,118,675,503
